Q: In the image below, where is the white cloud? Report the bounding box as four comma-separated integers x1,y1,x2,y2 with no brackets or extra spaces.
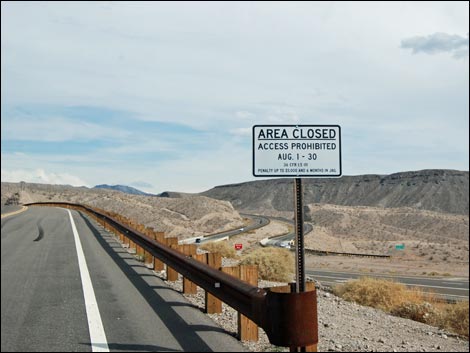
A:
401,32,469,58
235,111,256,120
230,127,251,137
1,168,89,186
1,2,468,192
130,180,154,189
2,115,130,142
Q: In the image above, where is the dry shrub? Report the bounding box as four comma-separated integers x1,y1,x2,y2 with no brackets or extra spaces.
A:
333,277,425,311
240,248,293,282
391,302,438,323
334,277,469,338
416,301,469,338
199,241,237,258
436,301,469,337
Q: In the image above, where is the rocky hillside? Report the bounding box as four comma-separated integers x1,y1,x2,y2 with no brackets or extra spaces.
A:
201,169,469,215
1,182,244,238
303,203,469,261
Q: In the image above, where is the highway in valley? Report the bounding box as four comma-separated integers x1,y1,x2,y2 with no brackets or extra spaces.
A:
184,213,270,244
1,206,246,352
306,270,469,302
253,215,469,301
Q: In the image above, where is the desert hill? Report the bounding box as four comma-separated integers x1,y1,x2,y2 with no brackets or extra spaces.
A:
1,182,243,238
201,169,469,215
304,203,468,262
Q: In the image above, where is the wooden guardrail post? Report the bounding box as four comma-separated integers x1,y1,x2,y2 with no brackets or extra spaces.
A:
166,237,179,281
143,228,153,265
127,220,137,252
182,244,198,294
222,265,259,341
129,239,136,253
124,231,130,248
135,225,145,260
239,265,259,341
205,253,222,314
190,253,207,291
153,231,165,271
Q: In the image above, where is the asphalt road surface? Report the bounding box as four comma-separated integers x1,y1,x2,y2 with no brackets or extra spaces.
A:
1,206,246,352
260,215,312,247
1,205,23,215
307,269,469,302
197,213,270,244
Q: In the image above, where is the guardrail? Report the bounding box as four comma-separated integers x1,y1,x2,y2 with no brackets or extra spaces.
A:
26,202,318,349
305,248,391,258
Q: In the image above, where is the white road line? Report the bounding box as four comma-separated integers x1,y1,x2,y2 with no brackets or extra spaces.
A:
400,283,469,291
312,275,352,281
67,210,109,352
313,275,469,292
309,271,468,283
309,272,469,287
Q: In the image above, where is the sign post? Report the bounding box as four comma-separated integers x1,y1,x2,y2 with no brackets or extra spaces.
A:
252,125,342,291
253,124,342,351
293,178,305,293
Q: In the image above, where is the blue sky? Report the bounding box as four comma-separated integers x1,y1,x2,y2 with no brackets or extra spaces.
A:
1,2,469,193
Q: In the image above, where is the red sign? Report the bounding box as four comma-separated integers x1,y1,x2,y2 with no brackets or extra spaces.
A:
235,243,243,250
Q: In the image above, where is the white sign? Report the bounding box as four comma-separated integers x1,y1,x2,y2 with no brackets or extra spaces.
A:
253,125,342,177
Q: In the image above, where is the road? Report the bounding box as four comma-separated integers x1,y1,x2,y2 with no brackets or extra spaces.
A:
1,205,22,214
1,205,25,218
1,206,246,352
253,216,468,301
259,215,312,247
306,269,469,301
197,213,270,244
197,213,310,246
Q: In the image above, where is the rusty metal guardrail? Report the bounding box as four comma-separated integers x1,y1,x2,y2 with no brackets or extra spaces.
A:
26,202,318,348
305,248,391,258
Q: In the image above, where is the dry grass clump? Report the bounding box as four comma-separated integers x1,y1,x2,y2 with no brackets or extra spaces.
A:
435,301,469,337
333,277,417,311
240,248,294,282
333,277,469,338
199,241,237,258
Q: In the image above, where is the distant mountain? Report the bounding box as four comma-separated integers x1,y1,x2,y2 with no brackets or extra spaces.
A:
201,169,469,215
157,191,194,198
93,184,154,196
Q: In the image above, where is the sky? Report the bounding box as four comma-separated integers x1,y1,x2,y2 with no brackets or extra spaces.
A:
1,1,469,194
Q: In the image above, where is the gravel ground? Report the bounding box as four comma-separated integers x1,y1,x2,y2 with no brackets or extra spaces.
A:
151,261,469,352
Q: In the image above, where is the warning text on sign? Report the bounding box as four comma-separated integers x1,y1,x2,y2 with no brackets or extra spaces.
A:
253,125,342,177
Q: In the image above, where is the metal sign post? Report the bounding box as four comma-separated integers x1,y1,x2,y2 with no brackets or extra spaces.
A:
294,178,305,293
252,124,342,351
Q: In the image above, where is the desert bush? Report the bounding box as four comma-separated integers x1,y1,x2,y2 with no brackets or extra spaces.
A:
332,277,420,311
391,302,438,323
437,301,469,337
239,247,294,282
199,241,237,258
334,277,469,338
